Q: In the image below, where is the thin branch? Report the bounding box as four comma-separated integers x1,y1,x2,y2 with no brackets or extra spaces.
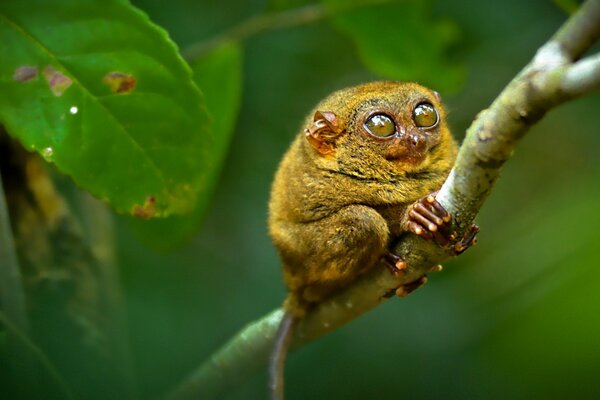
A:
182,4,325,61
182,0,393,62
436,0,600,224
561,53,600,97
167,1,600,399
551,0,600,60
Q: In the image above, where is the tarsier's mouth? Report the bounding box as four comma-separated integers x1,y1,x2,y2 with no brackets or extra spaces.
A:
403,156,427,167
382,134,428,163
385,149,427,165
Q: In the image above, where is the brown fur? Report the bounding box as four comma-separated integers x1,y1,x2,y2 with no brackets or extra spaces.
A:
268,81,457,316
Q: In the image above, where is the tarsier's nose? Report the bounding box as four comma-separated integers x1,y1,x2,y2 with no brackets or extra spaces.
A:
403,133,426,152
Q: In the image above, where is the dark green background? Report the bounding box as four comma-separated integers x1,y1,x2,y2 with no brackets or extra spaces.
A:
66,0,600,399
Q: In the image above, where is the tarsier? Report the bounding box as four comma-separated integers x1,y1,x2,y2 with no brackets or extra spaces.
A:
268,81,478,399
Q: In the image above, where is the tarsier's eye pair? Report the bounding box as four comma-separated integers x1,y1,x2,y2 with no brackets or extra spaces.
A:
364,103,439,138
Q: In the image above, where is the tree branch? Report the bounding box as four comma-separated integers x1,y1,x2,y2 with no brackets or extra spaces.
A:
167,1,600,399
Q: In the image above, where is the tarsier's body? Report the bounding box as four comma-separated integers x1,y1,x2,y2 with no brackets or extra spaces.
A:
268,81,477,399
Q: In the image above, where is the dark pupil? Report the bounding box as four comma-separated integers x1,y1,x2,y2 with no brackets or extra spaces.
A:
413,103,438,128
365,114,395,137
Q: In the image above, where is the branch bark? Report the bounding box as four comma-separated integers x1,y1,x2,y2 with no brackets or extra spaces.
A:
168,1,600,398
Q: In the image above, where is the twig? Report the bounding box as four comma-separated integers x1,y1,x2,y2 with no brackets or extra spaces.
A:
167,1,600,399
182,0,393,61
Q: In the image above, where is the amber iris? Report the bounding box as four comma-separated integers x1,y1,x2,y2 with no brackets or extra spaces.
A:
364,114,396,137
413,103,438,128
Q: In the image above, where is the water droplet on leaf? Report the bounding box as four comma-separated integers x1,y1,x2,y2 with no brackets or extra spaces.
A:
42,147,54,159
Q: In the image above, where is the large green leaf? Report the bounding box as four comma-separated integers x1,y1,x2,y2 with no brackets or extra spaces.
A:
0,0,211,217
324,0,464,92
128,42,243,249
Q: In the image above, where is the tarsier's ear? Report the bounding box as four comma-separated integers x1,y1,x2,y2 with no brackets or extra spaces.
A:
304,111,344,156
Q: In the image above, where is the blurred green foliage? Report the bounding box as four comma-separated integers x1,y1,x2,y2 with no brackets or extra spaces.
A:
2,0,600,399
325,0,464,92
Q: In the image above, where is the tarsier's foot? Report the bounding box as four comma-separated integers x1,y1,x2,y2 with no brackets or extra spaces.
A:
381,251,408,275
451,224,479,255
404,194,479,255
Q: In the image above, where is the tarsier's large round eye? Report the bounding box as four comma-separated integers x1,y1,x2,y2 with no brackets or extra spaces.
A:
413,102,439,128
364,114,396,138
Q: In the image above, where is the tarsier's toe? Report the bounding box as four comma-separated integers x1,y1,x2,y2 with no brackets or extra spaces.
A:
424,195,452,222
396,275,428,297
406,220,433,239
381,252,408,275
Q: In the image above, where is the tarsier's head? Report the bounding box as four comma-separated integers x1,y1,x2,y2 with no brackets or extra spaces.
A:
303,81,456,178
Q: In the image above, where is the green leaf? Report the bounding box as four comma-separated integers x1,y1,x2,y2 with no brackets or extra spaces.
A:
324,0,464,93
128,42,243,249
0,0,211,217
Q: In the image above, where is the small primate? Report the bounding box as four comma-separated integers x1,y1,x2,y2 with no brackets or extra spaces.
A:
268,81,478,399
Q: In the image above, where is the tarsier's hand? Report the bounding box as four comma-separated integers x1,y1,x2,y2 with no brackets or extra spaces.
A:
404,193,479,255
382,193,479,298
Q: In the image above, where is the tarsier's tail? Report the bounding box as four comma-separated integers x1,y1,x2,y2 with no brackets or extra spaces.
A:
268,312,297,400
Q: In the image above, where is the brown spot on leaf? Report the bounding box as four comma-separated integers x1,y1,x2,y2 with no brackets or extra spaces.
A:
133,196,156,219
13,65,38,82
103,72,136,94
43,66,72,96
